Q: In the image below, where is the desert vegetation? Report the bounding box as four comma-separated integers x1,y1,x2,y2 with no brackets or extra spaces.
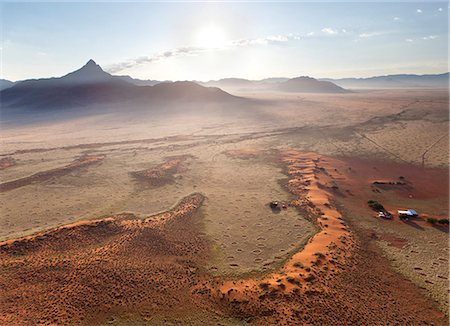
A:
0,89,448,325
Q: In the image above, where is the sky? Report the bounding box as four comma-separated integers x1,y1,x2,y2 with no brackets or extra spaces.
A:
1,1,448,81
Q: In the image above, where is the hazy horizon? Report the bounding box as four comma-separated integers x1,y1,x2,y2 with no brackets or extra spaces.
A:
2,57,449,84
2,1,448,82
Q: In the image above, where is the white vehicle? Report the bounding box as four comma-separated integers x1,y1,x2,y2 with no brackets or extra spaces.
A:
378,211,392,219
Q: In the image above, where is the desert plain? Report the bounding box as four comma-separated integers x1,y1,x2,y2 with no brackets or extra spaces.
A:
0,89,448,325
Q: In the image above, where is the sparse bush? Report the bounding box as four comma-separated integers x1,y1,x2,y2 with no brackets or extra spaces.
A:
293,262,304,269
426,217,437,224
438,218,449,225
367,200,384,211
286,276,296,284
259,282,270,290
314,252,325,259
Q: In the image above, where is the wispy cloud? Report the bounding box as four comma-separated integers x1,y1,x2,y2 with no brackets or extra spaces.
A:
230,34,299,47
321,27,338,35
416,9,422,13
106,33,300,73
403,35,439,43
359,32,383,38
393,16,400,21
106,46,207,73
438,8,443,12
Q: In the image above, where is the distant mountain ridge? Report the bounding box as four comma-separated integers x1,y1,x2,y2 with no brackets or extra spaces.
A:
113,75,162,87
0,79,15,91
321,73,449,89
1,60,238,112
201,76,347,93
201,73,449,91
2,61,447,100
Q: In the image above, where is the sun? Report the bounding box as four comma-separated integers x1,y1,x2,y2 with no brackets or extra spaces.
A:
195,24,229,49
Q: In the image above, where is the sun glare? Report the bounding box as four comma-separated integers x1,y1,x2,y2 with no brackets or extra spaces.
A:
195,24,229,49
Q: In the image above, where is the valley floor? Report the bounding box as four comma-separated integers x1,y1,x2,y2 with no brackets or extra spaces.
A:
0,89,448,324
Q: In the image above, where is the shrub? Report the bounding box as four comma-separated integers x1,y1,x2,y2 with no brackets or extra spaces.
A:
426,217,437,224
314,252,325,259
367,200,384,211
438,218,449,225
259,282,270,290
286,276,296,284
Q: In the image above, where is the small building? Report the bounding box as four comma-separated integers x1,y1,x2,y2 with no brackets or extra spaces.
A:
398,209,418,218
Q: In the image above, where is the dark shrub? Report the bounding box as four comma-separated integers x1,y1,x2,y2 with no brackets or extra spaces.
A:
368,200,384,211
259,282,270,290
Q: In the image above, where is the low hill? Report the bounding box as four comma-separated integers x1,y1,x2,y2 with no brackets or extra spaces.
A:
278,76,349,93
113,75,162,86
0,79,14,91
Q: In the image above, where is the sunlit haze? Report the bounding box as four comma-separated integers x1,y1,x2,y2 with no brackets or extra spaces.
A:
1,1,448,81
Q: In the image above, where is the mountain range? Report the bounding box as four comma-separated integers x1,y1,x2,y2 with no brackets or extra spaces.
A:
1,60,447,117
199,77,348,93
199,76,348,93
201,73,448,91
1,60,237,112
321,73,449,89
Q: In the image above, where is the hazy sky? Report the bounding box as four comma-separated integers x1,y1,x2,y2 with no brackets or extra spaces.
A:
1,1,448,81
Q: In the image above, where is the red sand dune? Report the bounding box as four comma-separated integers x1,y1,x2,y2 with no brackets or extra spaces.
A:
0,193,208,325
0,154,105,192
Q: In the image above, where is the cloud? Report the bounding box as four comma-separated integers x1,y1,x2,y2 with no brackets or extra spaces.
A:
266,35,289,42
393,16,400,21
231,34,296,47
106,46,207,73
359,32,383,38
422,35,438,40
416,9,422,13
106,33,300,73
321,27,338,35
307,32,315,37
438,7,443,12
405,38,413,42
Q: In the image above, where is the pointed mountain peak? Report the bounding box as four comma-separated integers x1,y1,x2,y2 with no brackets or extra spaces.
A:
80,59,103,72
62,59,111,84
